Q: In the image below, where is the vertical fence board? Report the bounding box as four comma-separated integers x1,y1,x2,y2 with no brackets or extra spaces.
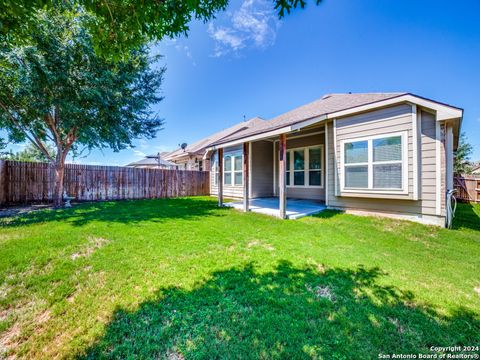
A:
454,176,480,203
2,161,210,205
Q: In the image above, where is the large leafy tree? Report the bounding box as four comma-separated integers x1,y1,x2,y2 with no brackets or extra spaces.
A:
1,0,321,58
0,7,164,206
454,132,474,175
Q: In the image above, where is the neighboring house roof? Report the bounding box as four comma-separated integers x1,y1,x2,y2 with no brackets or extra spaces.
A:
126,156,176,168
210,92,463,147
472,165,480,174
164,117,264,161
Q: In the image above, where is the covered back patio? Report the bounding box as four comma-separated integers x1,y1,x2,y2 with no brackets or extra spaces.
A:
212,124,327,219
225,197,326,219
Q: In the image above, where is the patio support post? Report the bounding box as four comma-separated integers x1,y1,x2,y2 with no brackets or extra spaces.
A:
243,142,249,212
278,134,287,219
218,148,223,207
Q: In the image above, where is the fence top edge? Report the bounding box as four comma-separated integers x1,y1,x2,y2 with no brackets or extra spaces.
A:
3,160,210,173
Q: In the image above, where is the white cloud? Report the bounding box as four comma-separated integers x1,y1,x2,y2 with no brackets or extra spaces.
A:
208,0,280,57
132,149,147,158
131,143,175,158
177,45,197,66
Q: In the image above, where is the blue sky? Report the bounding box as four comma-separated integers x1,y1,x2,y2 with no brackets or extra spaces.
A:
6,0,480,164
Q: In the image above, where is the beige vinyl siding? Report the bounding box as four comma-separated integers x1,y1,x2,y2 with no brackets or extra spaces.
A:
251,141,274,197
210,145,244,198
327,106,442,218
335,104,414,198
273,128,326,201
421,111,441,216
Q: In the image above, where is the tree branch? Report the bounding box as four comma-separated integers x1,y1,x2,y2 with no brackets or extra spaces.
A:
45,110,62,147
0,100,55,163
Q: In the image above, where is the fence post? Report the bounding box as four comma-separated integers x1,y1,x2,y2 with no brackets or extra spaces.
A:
0,160,6,206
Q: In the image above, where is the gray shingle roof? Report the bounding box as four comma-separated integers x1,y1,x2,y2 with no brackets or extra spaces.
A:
212,92,407,145
126,157,176,167
164,116,264,160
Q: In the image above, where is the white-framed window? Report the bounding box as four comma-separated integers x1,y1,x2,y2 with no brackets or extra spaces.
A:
284,145,324,188
224,152,243,186
340,132,408,193
211,154,218,186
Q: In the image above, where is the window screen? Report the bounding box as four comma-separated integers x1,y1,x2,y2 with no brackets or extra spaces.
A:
309,147,322,186
345,141,368,164
293,150,305,185
345,165,368,188
224,157,232,171
373,136,401,162
373,164,402,189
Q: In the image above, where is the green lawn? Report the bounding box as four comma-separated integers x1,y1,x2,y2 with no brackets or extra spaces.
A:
0,197,479,359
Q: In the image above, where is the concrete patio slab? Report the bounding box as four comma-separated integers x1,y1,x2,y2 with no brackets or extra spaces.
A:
225,197,326,219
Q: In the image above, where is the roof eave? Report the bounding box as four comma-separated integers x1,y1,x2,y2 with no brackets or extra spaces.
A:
208,94,463,149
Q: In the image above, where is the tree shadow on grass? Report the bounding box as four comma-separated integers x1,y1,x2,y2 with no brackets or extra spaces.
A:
0,197,230,228
79,261,479,359
310,209,343,219
452,202,480,231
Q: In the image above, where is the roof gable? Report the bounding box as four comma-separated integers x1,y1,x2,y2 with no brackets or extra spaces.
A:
210,92,463,147
165,116,264,160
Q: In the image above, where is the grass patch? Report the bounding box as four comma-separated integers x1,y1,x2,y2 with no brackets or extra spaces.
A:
0,197,479,359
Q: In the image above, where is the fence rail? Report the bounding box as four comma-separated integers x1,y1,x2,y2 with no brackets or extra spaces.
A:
454,176,480,203
0,160,209,205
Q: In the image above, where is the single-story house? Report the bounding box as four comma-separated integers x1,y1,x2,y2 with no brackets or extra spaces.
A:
471,164,480,176
126,154,177,169
206,93,463,227
163,117,264,171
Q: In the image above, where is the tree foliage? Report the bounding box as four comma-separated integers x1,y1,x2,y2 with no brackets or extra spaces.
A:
1,143,56,162
454,132,474,175
0,6,164,205
0,0,322,58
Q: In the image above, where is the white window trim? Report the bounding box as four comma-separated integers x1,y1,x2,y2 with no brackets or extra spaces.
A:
340,131,408,195
285,145,324,189
211,155,218,186
223,152,243,187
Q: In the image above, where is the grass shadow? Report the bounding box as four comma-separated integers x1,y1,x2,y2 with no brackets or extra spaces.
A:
452,202,480,231
0,197,230,228
310,209,343,219
79,261,479,359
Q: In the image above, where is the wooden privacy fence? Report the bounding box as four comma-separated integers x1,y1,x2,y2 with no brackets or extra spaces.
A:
454,176,480,203
0,160,210,205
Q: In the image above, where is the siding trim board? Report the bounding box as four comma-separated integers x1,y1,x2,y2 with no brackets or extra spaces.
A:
325,121,329,206
248,141,252,196
333,118,339,196
435,121,442,215
273,143,276,196
416,107,422,200
412,104,419,200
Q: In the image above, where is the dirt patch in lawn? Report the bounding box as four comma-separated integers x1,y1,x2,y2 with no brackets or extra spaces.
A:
71,237,110,260
0,204,53,219
247,240,275,251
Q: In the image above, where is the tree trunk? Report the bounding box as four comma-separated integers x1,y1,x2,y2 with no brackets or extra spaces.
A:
52,152,66,207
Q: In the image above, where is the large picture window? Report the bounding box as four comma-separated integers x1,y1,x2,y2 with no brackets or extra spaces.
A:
224,152,243,186
342,133,406,192
284,145,323,188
